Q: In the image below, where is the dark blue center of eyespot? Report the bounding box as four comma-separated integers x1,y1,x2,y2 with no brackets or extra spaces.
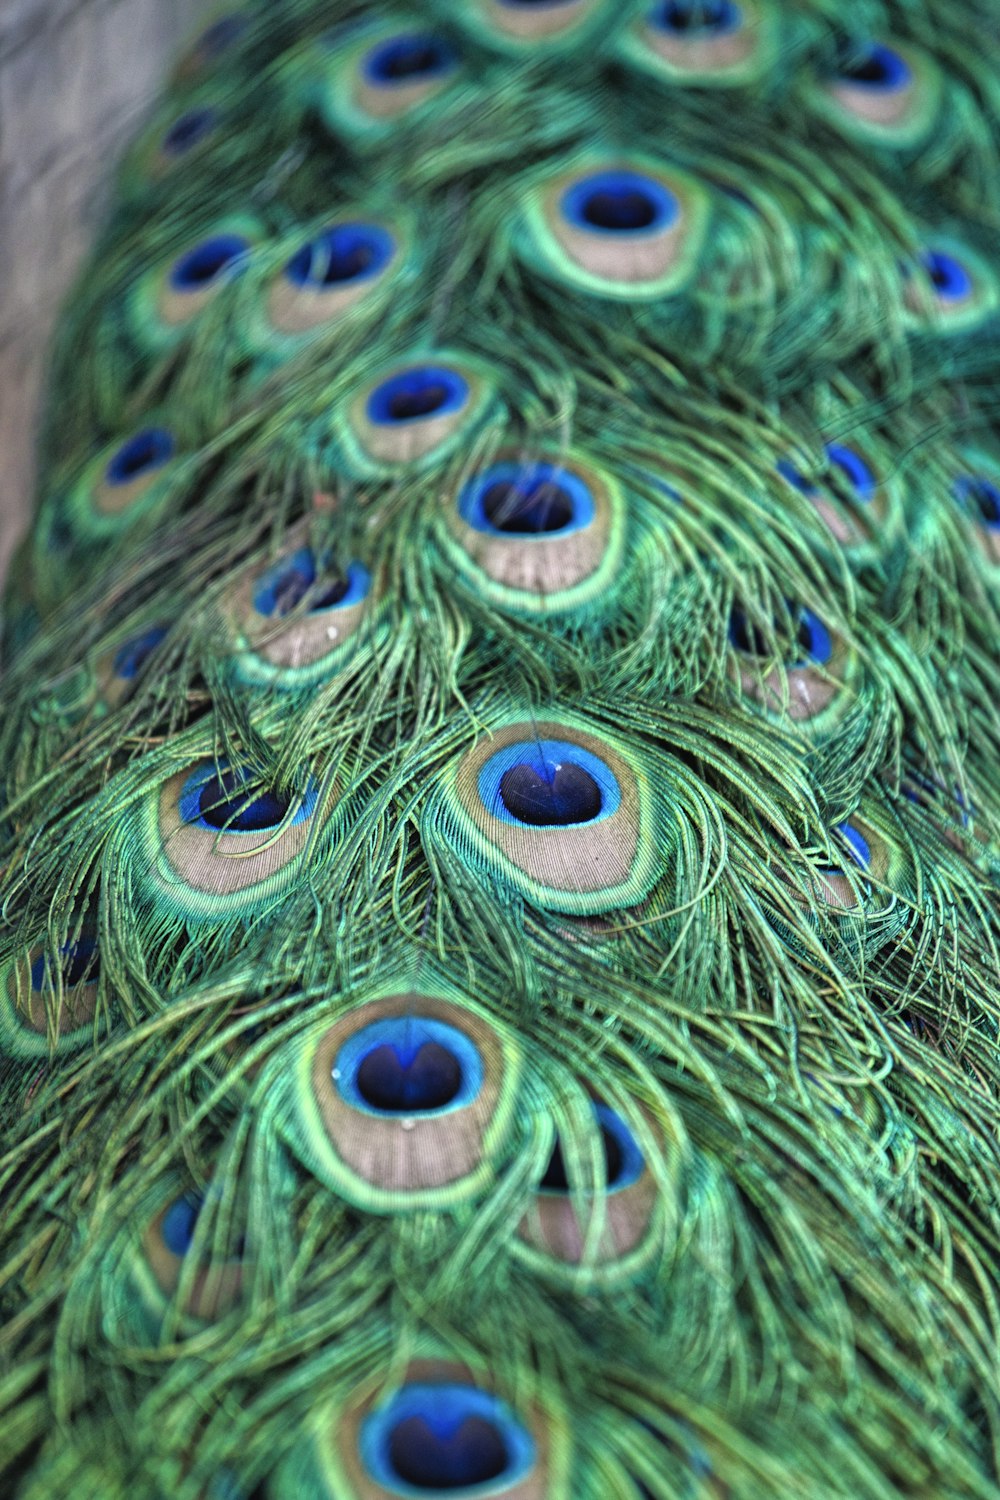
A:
729,604,832,666
161,1191,204,1256
30,937,99,993
336,1017,483,1117
363,33,457,85
837,822,871,868
776,457,815,494
360,1387,535,1493
252,550,369,618
499,761,603,826
162,107,218,155
366,365,469,425
650,0,741,34
284,224,395,289
105,427,175,486
169,234,250,291
954,474,1000,528
198,14,248,59
922,250,972,303
562,170,678,234
113,625,168,680
459,462,594,539
540,1104,645,1194
195,769,292,832
356,1042,463,1111
826,443,876,502
835,41,910,91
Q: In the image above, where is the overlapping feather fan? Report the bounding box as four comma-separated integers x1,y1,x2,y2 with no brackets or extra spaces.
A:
2,0,1000,1495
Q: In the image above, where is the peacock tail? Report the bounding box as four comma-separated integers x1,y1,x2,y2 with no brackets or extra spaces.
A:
2,0,1000,1495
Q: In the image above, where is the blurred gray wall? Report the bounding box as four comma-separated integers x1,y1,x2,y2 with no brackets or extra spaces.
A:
0,0,217,585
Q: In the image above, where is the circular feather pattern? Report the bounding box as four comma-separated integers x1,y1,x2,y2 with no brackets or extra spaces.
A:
173,11,250,82
58,425,179,543
515,1103,662,1278
901,241,999,334
776,441,884,547
128,216,259,351
518,158,710,299
436,716,661,914
0,939,101,1058
811,39,942,146
728,601,852,723
339,354,497,474
265,220,404,337
276,1359,570,1500
94,624,171,709
122,755,333,922
952,450,1000,566
620,0,776,86
281,991,520,1212
468,0,605,48
124,1184,244,1329
317,25,461,135
439,452,624,612
225,539,379,688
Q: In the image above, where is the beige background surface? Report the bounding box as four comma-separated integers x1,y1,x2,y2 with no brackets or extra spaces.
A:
0,0,216,590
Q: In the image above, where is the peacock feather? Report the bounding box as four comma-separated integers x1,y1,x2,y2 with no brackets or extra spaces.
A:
2,1,1000,1496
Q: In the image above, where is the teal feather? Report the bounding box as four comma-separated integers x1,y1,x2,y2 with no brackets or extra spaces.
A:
3,1,1000,1497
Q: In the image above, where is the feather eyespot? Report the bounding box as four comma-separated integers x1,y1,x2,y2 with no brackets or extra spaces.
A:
815,38,941,145
901,241,998,332
729,602,848,722
315,25,460,137
131,220,258,348
136,1185,244,1323
808,819,877,910
61,425,179,541
519,159,709,298
516,1103,662,1276
438,716,660,914
266,221,403,336
228,540,378,687
285,1360,567,1500
93,623,170,708
623,0,774,85
340,354,496,473
777,443,880,545
360,1384,536,1493
281,992,520,1211
174,12,249,81
441,453,624,613
0,938,102,1057
125,755,332,921
161,106,219,158
953,467,1000,564
472,0,603,47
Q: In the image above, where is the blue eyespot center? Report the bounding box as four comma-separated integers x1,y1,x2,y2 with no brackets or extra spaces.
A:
480,739,621,828
825,443,876,502
954,474,1000,528
162,106,218,155
334,1017,484,1117
252,549,369,617
360,1386,536,1493
729,604,833,667
284,224,395,289
776,457,815,495
366,365,469,425
30,937,100,993
459,461,595,538
499,761,601,825
113,625,169,680
650,0,741,35
363,33,457,85
179,762,317,833
562,170,678,235
169,234,250,291
105,427,175,486
161,1191,204,1256
835,41,910,91
837,822,871,869
540,1106,644,1194
921,249,972,303
198,14,248,59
